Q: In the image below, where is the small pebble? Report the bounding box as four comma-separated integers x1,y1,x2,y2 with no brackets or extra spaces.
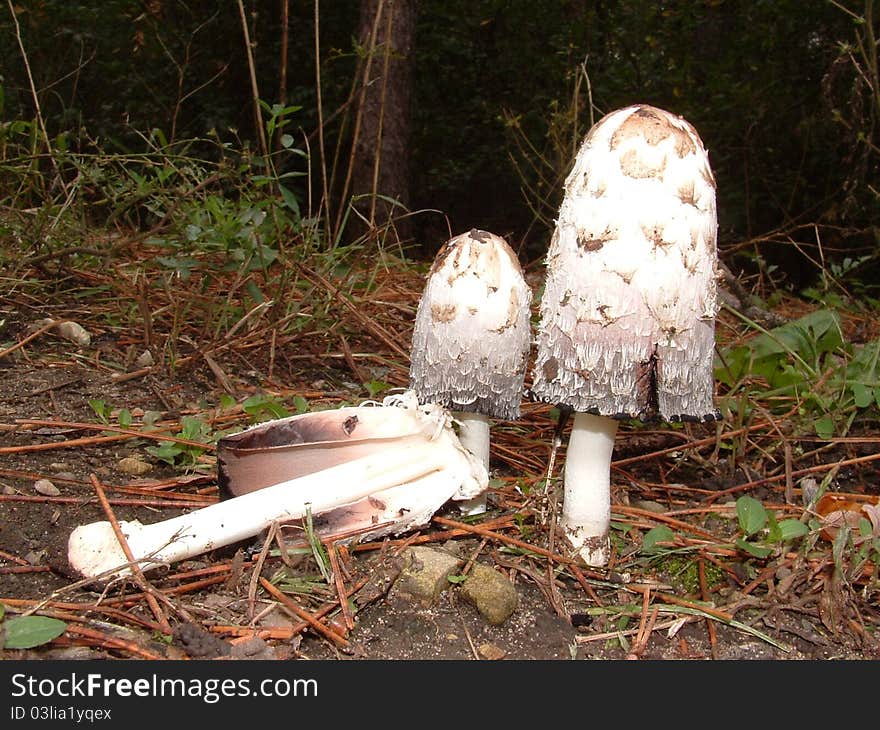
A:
35,318,91,347
134,350,154,369
117,456,152,476
24,550,47,566
34,479,60,496
478,643,507,660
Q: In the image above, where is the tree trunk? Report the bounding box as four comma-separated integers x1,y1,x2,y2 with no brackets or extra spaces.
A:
349,0,416,245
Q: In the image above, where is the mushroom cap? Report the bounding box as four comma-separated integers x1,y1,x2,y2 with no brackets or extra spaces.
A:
409,229,532,420
530,104,720,422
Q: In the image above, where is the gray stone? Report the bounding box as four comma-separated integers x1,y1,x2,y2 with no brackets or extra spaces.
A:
460,562,518,625
390,546,463,606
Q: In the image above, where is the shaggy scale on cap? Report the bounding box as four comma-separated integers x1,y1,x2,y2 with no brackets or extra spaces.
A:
530,104,721,423
410,229,532,421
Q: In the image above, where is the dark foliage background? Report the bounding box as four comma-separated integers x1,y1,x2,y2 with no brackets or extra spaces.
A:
1,1,877,289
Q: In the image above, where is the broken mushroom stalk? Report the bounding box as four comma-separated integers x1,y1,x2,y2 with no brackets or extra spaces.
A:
67,393,487,580
409,229,532,514
531,104,721,567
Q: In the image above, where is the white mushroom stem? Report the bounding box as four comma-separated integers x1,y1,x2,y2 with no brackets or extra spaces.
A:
559,412,619,567
69,440,454,580
453,411,490,514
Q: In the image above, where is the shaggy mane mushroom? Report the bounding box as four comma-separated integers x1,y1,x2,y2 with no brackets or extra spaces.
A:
530,104,721,566
409,229,532,513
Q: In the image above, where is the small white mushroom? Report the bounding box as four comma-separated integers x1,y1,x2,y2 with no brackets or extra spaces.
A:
409,229,532,513
531,104,721,566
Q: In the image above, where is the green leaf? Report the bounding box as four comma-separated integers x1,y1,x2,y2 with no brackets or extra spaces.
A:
851,382,872,409
3,615,67,649
814,415,835,440
751,309,842,362
156,257,199,279
735,537,774,558
89,398,110,424
117,408,132,428
242,394,290,422
766,510,782,542
246,278,265,304
364,380,391,399
640,525,675,554
736,495,768,536
279,184,300,217
146,442,183,466
777,519,809,541
447,574,467,584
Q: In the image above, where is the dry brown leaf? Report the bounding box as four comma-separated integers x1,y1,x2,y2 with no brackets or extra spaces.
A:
815,493,880,542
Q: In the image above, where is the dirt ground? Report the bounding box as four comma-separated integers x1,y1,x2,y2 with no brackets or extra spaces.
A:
1,300,879,662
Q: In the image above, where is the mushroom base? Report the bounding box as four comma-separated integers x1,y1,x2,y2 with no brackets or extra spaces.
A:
454,411,490,514
559,412,618,567
559,525,610,568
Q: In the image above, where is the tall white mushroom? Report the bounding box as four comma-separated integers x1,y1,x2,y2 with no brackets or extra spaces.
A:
409,229,532,514
530,104,721,566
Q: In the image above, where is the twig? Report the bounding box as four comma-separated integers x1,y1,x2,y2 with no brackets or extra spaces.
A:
61,624,164,660
352,513,517,552
248,521,278,621
569,563,605,607
625,588,660,659
613,505,719,540
312,0,332,239
277,0,289,151
495,556,565,615
258,576,350,648
450,591,481,660
0,494,209,509
0,319,75,361
339,333,366,383
0,548,30,566
0,598,166,634
213,574,371,642
325,539,355,631
703,451,880,503
0,432,146,454
432,515,605,576
88,473,172,635
740,555,796,597
11,417,217,452
236,0,269,160
576,617,698,645
698,559,719,659
331,0,386,243
612,421,770,468
5,0,68,196
461,539,488,577
208,625,299,641
580,601,791,651
0,565,51,575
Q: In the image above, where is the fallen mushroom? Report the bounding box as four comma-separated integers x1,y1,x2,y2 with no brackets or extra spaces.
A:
68,392,487,579
530,104,721,566
409,229,532,513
